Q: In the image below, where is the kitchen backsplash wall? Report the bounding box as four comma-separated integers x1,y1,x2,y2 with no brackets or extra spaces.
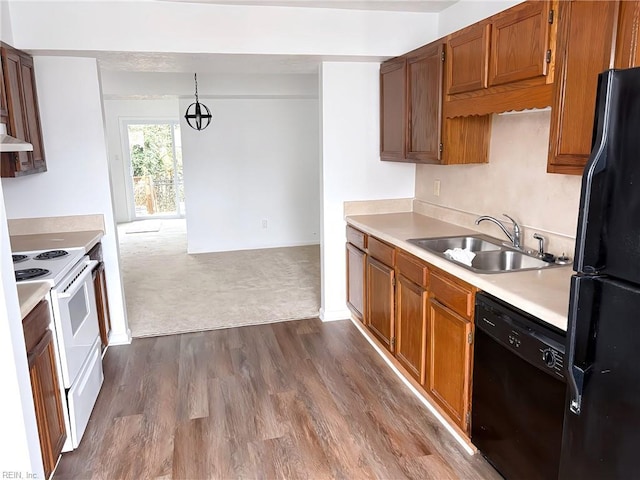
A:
415,109,582,257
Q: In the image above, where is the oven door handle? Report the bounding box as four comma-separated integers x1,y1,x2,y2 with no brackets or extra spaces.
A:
56,260,98,299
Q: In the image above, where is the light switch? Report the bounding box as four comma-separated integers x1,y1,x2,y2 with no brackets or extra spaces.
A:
434,179,441,197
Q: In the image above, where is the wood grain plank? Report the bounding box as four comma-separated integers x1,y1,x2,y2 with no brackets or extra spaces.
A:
54,318,500,480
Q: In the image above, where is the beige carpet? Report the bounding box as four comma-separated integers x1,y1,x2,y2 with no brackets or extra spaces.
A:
125,219,162,234
117,219,321,338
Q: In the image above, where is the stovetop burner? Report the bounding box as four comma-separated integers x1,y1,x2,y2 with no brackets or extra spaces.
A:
15,268,50,281
12,254,28,263
34,250,69,260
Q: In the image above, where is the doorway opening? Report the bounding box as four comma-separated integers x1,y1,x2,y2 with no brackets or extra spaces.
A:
124,121,184,219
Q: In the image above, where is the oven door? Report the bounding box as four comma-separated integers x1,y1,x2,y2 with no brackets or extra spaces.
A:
51,258,100,388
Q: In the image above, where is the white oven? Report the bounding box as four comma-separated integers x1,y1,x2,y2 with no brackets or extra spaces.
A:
13,248,104,451
50,257,100,387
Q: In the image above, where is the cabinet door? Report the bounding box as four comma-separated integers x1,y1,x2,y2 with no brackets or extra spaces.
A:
367,256,395,351
446,22,490,95
29,330,67,479
395,274,428,383
441,115,491,165
346,243,366,323
406,43,444,163
2,48,32,172
547,0,617,175
489,1,552,87
615,0,640,69
19,54,46,170
0,54,7,123
94,263,112,350
427,298,472,431
380,57,407,161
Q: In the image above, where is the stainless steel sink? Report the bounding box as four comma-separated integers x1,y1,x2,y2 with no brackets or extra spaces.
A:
408,235,503,253
407,234,568,274
471,250,551,272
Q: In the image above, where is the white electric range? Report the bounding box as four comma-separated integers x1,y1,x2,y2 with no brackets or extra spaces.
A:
13,248,86,285
13,247,103,452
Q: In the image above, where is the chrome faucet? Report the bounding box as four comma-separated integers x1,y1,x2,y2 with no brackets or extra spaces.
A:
475,213,522,249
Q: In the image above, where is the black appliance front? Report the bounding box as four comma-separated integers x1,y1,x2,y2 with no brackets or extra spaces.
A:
561,275,640,479
472,294,566,480
574,66,640,283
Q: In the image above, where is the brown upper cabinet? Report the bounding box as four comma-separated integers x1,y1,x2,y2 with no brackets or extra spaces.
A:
380,57,406,161
406,43,444,162
1,42,47,177
444,0,558,118
446,22,491,95
0,57,8,124
381,39,491,165
547,1,627,175
489,1,553,87
615,1,640,69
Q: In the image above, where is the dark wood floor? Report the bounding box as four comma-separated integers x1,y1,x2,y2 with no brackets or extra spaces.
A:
54,319,500,480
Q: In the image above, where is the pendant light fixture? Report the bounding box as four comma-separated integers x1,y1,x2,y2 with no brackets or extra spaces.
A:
184,73,212,131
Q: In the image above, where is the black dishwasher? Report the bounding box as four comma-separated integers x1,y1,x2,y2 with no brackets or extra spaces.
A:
472,292,566,480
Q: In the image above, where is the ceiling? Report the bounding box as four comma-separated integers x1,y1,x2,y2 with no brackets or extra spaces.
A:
33,51,386,74
160,0,458,13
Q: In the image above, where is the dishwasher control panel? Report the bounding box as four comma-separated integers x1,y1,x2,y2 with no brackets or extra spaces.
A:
476,293,566,380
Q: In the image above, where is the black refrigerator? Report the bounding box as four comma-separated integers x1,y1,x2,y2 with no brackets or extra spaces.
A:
560,66,640,479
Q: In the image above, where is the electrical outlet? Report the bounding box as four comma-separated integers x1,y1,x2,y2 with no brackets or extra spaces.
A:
261,219,268,229
434,179,441,197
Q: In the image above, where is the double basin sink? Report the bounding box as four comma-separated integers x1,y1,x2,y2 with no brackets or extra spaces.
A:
407,234,568,274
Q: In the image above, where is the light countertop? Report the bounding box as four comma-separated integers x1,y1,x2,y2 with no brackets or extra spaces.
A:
347,212,572,331
10,230,103,254
17,282,50,320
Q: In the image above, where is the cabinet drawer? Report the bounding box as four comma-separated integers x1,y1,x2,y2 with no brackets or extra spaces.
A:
346,225,367,250
397,251,428,287
368,236,395,267
430,271,473,319
67,339,103,449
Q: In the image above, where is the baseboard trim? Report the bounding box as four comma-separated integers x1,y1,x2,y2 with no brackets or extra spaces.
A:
108,329,132,345
349,316,476,456
319,307,351,322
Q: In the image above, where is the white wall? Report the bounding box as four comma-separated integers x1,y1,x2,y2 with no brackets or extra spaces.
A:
319,62,415,321
9,1,438,57
0,0,13,44
103,98,180,223
0,181,44,477
181,97,320,253
101,72,319,98
438,0,523,36
1,56,130,345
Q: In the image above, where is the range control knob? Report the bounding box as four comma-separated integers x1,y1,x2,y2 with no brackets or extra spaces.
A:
542,349,556,368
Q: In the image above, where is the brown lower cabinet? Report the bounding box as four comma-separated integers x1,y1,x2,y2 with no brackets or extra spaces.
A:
395,274,428,383
88,242,111,351
346,226,476,434
23,300,66,479
427,298,473,430
366,256,395,351
346,242,366,323
93,262,111,350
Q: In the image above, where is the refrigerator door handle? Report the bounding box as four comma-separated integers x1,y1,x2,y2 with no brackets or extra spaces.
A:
566,277,594,415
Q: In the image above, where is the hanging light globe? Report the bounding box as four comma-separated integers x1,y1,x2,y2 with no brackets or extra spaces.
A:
185,73,212,131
